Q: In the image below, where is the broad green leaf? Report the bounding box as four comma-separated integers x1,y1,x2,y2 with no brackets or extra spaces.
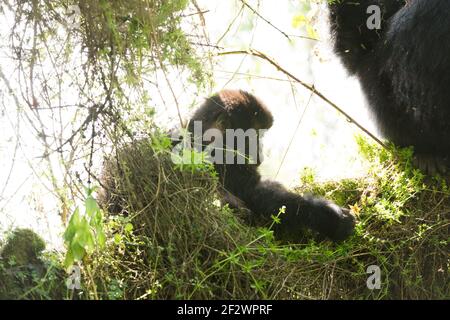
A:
70,241,86,261
75,217,95,253
64,207,81,242
85,195,100,216
64,249,74,269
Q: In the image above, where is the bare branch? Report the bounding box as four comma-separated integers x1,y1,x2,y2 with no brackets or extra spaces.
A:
239,0,291,41
218,49,387,149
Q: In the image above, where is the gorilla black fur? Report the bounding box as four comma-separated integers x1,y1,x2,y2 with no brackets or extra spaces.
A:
328,0,450,173
187,90,355,242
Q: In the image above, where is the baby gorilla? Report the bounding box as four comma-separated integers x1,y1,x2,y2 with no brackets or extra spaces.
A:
185,90,355,242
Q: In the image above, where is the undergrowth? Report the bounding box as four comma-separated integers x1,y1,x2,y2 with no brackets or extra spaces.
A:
1,136,448,299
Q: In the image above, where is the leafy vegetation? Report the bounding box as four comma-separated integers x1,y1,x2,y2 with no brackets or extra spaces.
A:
63,187,106,269
0,0,448,300
0,229,66,299
3,136,446,299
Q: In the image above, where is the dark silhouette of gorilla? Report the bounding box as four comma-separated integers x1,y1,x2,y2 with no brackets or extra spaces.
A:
184,90,355,242
328,0,450,173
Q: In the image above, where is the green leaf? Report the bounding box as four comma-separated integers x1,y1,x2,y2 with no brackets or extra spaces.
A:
64,249,74,269
64,207,81,243
124,223,133,233
97,229,106,248
74,217,95,253
70,241,86,261
85,195,100,217
114,234,122,245
63,189,106,268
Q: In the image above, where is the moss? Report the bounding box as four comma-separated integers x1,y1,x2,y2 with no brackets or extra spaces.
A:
1,228,46,266
0,229,66,300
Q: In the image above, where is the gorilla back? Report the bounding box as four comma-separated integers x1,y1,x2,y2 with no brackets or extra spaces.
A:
328,0,450,172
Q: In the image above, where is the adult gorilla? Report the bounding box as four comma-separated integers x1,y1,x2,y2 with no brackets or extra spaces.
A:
328,0,450,174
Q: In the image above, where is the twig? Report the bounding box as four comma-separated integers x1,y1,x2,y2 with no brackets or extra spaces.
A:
189,42,224,50
275,91,314,179
216,4,245,45
181,9,210,19
239,0,291,41
218,49,388,149
191,1,207,26
87,105,97,186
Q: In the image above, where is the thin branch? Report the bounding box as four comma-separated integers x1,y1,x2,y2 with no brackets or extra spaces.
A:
216,4,245,45
189,42,224,50
191,1,207,25
239,0,291,41
275,90,314,179
218,49,387,149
